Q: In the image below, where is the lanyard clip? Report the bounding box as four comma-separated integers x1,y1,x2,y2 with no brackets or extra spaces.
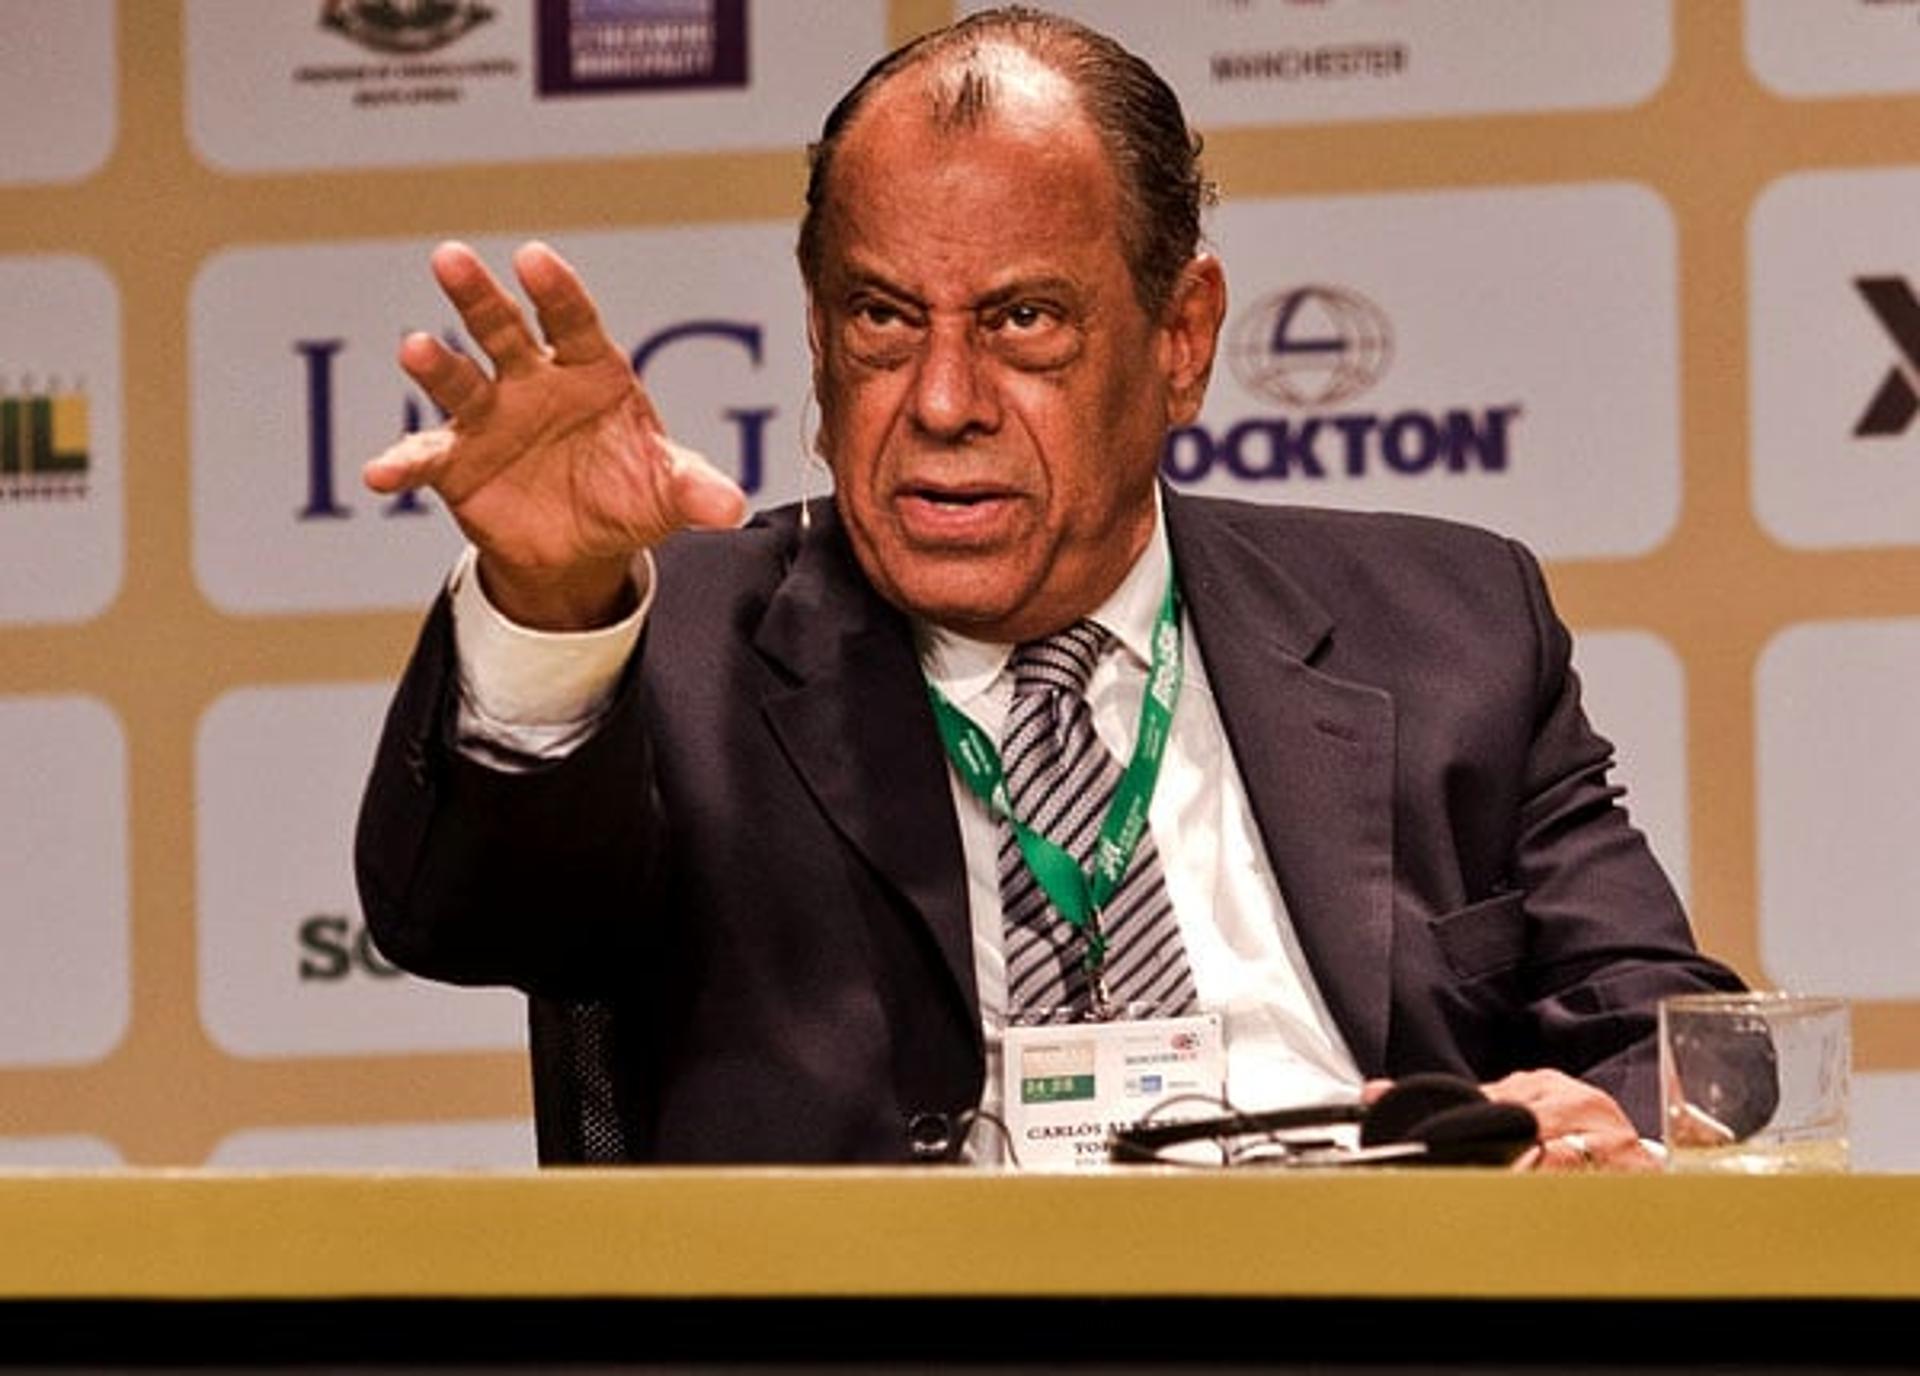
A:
1081,913,1114,1021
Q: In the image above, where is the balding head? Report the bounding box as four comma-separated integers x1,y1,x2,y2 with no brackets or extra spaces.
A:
797,6,1213,319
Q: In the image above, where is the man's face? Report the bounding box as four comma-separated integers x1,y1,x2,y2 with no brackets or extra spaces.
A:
808,57,1222,643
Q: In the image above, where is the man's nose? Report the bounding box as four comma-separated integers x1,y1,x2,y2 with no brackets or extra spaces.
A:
909,320,1000,440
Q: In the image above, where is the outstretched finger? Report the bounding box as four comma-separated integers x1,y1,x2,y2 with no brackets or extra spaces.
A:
399,331,492,425
363,426,456,495
661,439,749,531
514,242,626,369
431,241,545,378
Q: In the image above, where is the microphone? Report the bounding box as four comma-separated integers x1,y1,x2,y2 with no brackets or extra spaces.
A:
1107,1072,1539,1167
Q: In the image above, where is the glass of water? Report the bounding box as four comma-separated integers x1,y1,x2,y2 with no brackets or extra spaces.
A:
1659,992,1850,1174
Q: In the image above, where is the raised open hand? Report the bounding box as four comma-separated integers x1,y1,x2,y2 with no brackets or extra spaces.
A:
363,241,746,627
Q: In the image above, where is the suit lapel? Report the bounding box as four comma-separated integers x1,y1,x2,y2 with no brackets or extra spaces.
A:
750,512,980,1025
1166,494,1397,1072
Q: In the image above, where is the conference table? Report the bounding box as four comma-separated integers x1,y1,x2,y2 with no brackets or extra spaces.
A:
2,1167,1914,1367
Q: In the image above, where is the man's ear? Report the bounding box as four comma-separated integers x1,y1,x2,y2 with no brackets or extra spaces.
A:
805,297,831,458
1158,255,1227,429
806,296,825,386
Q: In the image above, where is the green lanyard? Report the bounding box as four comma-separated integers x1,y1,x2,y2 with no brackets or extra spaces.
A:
925,575,1184,986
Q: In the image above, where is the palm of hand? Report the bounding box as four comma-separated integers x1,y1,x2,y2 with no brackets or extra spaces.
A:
437,350,682,570
363,241,745,603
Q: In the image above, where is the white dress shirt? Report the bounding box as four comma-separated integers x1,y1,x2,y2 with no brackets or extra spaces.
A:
449,511,1365,1157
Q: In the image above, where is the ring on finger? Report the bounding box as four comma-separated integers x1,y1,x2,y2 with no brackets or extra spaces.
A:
1560,1131,1596,1168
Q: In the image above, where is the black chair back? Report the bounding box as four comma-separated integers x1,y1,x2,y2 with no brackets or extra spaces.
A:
527,996,639,1164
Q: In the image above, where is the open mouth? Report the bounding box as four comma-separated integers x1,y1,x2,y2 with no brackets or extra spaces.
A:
909,486,1003,507
895,485,1020,541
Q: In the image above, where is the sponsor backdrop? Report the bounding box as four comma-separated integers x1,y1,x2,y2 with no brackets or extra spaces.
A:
3,0,1919,1169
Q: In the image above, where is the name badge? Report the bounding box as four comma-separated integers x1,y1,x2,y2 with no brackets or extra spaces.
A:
1001,1012,1226,1170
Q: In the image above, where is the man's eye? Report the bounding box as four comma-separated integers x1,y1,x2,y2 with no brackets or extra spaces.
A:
842,299,919,368
986,302,1076,369
854,300,908,329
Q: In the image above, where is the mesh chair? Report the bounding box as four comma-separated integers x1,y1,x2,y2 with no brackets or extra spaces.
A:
527,996,639,1164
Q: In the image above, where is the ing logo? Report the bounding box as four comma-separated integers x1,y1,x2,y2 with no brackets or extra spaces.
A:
0,381,89,502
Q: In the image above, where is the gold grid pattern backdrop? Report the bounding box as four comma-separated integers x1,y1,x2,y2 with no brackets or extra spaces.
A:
3,1,1918,1166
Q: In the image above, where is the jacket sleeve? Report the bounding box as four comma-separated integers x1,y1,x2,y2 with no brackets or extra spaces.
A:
1501,537,1746,1131
354,590,666,999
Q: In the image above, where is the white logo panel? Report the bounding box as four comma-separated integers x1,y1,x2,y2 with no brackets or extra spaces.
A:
0,696,129,1067
963,0,1669,125
208,1119,534,1168
190,225,810,613
1747,0,1920,99
1854,1071,1920,1173
0,0,115,185
1751,169,1920,549
195,682,524,1058
0,255,123,624
185,0,884,172
0,1135,122,1167
1569,630,1690,905
1179,184,1679,559
1756,619,1920,998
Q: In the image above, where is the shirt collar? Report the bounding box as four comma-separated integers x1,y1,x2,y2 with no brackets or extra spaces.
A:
918,497,1171,711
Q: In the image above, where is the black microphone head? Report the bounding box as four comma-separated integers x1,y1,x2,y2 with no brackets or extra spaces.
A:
1404,1101,1539,1166
1359,1073,1539,1166
1358,1073,1486,1148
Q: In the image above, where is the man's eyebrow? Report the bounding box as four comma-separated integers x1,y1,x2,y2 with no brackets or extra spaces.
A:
831,266,1087,312
976,276,1082,309
836,265,922,304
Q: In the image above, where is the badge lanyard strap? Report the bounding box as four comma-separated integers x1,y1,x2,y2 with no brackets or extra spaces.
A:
925,576,1184,986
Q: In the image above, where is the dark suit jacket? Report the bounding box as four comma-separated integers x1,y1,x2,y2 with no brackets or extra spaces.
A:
355,490,1743,1160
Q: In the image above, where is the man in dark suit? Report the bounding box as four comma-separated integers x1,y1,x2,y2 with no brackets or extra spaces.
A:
356,8,1742,1168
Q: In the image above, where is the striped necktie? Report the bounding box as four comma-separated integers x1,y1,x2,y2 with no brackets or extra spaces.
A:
997,620,1199,1023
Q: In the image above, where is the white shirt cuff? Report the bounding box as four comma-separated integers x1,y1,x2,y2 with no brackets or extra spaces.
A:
448,545,652,762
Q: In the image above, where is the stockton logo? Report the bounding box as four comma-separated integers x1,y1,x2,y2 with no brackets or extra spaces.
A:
1854,276,1920,438
1164,283,1521,485
0,379,89,502
321,0,495,55
1228,285,1394,409
295,318,774,522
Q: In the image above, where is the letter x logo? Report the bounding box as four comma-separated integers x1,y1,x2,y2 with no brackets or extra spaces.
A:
1855,277,1920,438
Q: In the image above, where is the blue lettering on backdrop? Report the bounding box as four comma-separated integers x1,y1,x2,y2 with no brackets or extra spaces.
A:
296,336,438,521
296,318,778,524
632,319,772,498
1161,405,1520,485
295,339,349,520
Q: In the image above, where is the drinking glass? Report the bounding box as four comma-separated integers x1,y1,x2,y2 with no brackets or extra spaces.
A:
1659,992,1850,1173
